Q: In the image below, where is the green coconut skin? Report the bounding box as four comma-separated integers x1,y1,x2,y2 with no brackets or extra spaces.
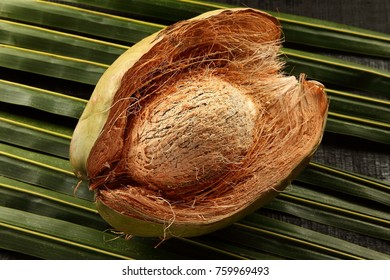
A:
70,8,328,238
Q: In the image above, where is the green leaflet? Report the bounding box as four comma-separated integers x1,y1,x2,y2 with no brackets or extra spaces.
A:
288,179,389,224
300,163,390,207
0,19,126,65
0,118,70,158
0,206,184,260
1,141,72,172
0,223,126,260
269,189,390,241
275,12,390,58
0,143,92,200
0,80,87,119
325,112,390,145
0,108,73,158
0,176,104,230
0,206,247,260
0,44,106,85
237,214,389,260
327,89,390,124
266,198,389,242
283,48,390,96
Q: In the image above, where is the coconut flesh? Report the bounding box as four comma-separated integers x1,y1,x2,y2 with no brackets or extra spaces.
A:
70,8,328,238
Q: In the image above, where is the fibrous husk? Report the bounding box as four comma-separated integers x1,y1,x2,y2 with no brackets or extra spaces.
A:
70,8,328,238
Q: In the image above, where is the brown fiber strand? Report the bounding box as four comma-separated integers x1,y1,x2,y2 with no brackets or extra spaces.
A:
87,9,328,226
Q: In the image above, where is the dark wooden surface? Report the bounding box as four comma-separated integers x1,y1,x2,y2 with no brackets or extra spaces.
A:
1,0,389,259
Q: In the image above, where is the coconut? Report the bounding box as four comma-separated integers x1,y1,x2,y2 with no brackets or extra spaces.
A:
70,8,328,238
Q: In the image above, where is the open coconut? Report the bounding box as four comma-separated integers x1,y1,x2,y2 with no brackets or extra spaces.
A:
70,8,328,238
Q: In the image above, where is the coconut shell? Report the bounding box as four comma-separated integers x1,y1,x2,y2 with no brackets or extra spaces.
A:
70,8,328,238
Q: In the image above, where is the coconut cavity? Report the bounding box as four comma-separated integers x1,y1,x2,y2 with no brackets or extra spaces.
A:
76,8,328,237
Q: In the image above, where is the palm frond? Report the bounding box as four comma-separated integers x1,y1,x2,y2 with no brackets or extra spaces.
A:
0,0,389,259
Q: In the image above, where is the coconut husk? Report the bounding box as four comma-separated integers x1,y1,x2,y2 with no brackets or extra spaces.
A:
70,8,328,237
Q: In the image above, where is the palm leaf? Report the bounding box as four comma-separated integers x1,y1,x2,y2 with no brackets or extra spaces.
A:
326,89,390,123
283,48,389,96
0,0,389,259
0,44,106,85
325,113,389,144
0,19,126,64
301,163,390,207
0,79,87,119
0,108,72,158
